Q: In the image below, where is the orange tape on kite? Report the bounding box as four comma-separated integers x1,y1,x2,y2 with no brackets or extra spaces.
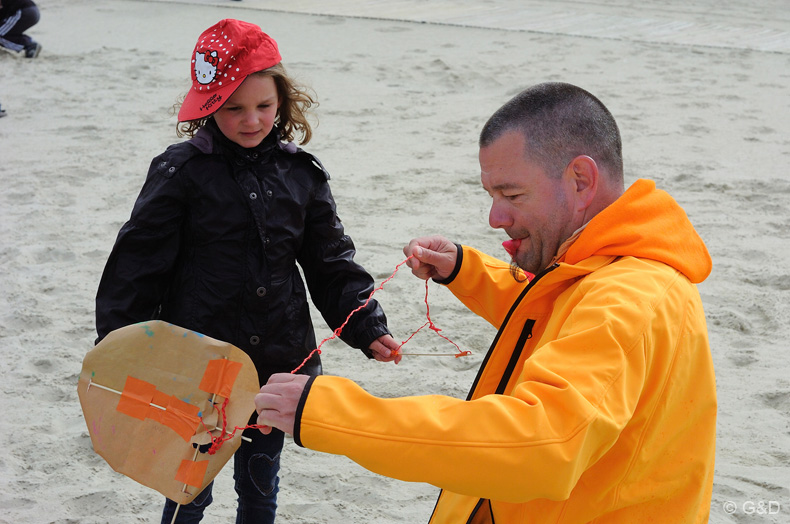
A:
199,359,243,398
175,459,209,489
147,389,172,424
116,376,157,420
162,396,202,441
115,376,200,442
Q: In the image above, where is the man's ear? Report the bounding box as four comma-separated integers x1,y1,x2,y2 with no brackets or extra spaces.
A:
565,155,599,211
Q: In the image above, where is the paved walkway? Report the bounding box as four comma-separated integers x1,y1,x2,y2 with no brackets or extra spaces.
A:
158,0,790,53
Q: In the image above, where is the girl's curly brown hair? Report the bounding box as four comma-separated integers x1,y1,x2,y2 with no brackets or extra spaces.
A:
174,63,317,144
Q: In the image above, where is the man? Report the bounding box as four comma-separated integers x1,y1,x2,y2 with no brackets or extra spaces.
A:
255,82,717,523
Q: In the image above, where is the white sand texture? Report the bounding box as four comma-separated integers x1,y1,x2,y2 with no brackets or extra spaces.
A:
1,0,789,522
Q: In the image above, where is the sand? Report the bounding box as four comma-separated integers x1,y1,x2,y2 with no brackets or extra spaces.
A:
1,0,789,522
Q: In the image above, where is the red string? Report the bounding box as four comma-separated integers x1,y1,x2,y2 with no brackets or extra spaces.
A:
291,255,464,373
202,255,466,453
206,397,231,455
395,279,463,354
204,396,259,454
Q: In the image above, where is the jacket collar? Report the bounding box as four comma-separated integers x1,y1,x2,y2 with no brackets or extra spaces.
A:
191,119,281,163
551,222,589,266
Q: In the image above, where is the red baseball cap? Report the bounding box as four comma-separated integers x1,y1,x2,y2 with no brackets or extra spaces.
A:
178,19,282,122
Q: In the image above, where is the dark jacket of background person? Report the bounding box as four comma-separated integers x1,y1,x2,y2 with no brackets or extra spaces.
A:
0,0,40,53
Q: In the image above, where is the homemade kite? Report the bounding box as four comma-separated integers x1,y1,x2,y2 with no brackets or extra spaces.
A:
77,321,260,505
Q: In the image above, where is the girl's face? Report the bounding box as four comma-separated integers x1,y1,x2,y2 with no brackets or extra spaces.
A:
213,75,279,149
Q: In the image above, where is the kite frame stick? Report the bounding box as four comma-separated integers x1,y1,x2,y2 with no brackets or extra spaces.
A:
172,364,224,524
399,351,472,358
87,379,166,410
85,378,252,443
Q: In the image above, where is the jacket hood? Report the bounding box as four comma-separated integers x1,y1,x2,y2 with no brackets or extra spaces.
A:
565,179,711,283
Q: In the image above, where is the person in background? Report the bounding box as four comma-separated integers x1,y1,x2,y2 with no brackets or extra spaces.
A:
255,82,717,523
0,0,41,58
95,18,401,524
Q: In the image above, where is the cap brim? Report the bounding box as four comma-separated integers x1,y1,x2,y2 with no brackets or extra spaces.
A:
177,77,245,122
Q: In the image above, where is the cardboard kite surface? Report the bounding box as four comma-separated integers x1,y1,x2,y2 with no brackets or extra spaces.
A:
77,321,260,504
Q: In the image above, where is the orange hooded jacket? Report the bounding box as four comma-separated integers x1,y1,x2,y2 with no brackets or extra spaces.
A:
294,179,717,523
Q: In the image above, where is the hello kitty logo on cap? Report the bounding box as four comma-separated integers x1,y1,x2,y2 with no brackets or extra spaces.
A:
178,19,281,122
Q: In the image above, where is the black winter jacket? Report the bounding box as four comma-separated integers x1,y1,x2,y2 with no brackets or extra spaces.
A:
95,121,390,384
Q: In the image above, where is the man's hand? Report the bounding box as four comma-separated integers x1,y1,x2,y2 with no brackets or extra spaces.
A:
404,235,458,281
255,373,310,436
368,333,402,364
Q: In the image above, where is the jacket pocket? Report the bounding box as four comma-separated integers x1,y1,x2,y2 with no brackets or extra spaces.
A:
495,318,535,394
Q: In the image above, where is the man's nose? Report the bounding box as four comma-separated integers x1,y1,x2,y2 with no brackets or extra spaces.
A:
489,201,512,229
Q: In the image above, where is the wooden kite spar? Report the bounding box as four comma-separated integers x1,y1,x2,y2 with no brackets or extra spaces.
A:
77,321,260,505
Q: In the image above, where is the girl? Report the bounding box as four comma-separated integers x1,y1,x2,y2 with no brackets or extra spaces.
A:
95,19,400,524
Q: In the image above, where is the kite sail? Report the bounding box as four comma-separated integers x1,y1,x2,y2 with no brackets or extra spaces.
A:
77,321,260,505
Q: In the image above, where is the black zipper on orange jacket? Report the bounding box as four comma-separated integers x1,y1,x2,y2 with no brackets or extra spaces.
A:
429,263,558,523
465,263,558,401
495,318,536,394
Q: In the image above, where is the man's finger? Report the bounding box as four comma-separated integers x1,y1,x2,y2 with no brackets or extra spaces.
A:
266,372,298,385
256,420,273,435
255,391,283,410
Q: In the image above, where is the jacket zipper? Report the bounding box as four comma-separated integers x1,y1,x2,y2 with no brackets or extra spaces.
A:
430,263,559,524
465,498,494,524
465,263,558,401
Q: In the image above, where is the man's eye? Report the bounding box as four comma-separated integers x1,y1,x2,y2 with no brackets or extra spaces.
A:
505,194,522,201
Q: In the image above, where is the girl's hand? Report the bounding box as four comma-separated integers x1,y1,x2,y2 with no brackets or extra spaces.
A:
369,334,402,364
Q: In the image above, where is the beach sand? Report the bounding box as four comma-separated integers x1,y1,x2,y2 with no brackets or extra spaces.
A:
1,0,789,522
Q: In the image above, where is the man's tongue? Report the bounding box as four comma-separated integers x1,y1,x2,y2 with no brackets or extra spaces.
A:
502,238,522,257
